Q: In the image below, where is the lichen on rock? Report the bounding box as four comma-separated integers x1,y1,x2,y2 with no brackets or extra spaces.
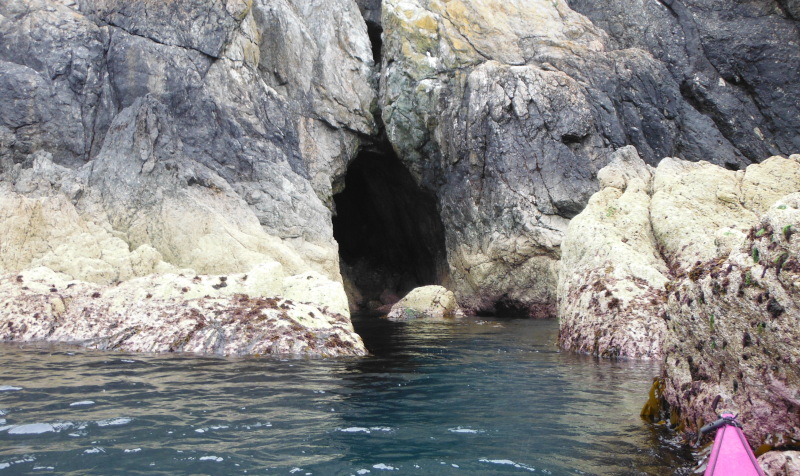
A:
558,146,668,359
559,148,800,459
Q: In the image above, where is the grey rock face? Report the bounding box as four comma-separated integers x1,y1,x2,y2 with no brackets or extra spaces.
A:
566,0,800,163
0,0,109,168
0,0,376,355
379,0,748,316
0,0,376,278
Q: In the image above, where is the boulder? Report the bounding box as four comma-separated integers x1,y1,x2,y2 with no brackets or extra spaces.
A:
661,191,800,447
558,147,668,359
387,285,462,320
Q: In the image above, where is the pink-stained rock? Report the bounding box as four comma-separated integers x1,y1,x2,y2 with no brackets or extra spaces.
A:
558,146,668,359
0,268,367,357
559,148,800,450
660,193,800,447
758,451,800,476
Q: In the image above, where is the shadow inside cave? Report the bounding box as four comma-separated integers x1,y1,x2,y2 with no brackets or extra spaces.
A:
332,147,448,312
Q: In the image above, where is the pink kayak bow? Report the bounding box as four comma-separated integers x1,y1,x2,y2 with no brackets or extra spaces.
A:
700,413,764,476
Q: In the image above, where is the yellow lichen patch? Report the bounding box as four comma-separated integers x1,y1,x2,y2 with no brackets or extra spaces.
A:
413,14,439,32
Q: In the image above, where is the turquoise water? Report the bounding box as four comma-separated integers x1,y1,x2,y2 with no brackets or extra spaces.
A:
0,316,693,475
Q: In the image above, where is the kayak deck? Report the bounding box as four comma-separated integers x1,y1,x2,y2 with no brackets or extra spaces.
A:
705,424,764,476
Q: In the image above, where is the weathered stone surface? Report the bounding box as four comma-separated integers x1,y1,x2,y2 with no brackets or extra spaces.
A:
387,285,461,320
661,191,800,447
758,451,800,476
0,0,375,356
558,147,668,359
559,150,800,449
380,0,749,316
567,0,800,162
0,267,366,357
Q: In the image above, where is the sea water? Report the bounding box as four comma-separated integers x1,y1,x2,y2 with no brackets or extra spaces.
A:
0,316,694,475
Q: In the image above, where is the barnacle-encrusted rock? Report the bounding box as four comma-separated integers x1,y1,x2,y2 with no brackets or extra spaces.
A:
558,146,668,359
0,0,375,356
559,149,800,458
0,266,366,357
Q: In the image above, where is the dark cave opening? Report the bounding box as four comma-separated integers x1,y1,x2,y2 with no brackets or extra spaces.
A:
366,22,383,66
333,147,448,311
476,296,532,319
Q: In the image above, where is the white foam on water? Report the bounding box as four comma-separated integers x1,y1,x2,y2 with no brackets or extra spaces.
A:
0,457,34,471
338,427,393,434
242,421,272,430
479,458,537,472
96,417,132,427
0,386,22,392
8,423,55,435
199,456,223,462
124,448,142,453
70,401,95,407
356,470,370,475
120,360,136,363
372,463,397,470
32,466,54,471
448,427,484,434
338,427,371,433
84,447,105,454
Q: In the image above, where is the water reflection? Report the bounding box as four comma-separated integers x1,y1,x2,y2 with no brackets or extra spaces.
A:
0,316,693,475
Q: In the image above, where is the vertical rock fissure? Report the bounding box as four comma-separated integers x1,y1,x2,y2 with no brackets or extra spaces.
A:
332,145,448,313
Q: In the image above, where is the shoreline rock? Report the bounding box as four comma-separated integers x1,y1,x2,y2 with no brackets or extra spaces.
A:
558,147,668,359
0,266,366,357
559,148,800,457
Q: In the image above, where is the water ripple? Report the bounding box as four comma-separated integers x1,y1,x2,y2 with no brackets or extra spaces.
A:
0,317,693,475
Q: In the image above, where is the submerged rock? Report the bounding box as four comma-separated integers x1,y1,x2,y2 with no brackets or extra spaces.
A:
0,266,366,357
387,285,462,320
559,148,800,450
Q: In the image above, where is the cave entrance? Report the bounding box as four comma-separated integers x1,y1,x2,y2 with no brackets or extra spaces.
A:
333,147,448,312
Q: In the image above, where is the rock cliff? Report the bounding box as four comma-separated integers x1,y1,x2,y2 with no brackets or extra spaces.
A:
559,148,800,463
377,0,796,316
1,0,798,358
0,0,375,355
